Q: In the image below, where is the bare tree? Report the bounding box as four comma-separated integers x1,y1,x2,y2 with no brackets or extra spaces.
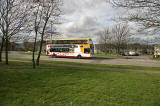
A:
0,0,31,64
0,1,5,62
0,35,4,62
98,24,131,54
31,0,61,68
31,3,41,69
110,0,160,33
112,24,131,54
99,28,111,44
99,28,113,54
37,0,61,66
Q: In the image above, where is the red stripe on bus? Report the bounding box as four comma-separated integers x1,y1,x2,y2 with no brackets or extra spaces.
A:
47,55,91,59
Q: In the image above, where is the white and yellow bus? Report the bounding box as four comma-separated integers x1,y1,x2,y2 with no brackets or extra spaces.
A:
46,38,94,58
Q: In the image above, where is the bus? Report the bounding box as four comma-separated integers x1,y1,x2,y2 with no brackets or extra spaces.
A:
46,38,94,58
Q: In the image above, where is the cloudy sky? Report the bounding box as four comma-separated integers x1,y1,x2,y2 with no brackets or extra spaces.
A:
57,0,124,43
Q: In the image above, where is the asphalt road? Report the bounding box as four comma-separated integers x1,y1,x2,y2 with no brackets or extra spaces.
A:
5,51,160,67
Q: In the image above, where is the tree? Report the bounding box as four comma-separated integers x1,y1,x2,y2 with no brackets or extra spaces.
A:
36,0,61,66
98,24,131,54
31,0,61,68
0,0,31,64
110,0,160,33
98,28,113,54
0,35,4,62
112,24,131,54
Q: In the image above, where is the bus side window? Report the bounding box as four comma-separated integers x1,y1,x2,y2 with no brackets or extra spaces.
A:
50,48,54,52
52,40,57,44
83,40,88,44
62,48,69,52
50,48,70,52
47,40,52,44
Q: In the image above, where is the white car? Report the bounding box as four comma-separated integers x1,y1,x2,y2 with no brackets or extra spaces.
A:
121,51,139,56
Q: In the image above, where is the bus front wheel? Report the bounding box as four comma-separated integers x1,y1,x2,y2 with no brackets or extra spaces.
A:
77,55,82,59
52,54,56,58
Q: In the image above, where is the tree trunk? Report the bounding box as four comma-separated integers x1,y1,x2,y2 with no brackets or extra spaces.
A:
32,42,36,69
0,36,5,62
32,52,36,69
116,46,120,54
36,37,43,66
32,32,38,69
36,19,48,66
5,37,8,65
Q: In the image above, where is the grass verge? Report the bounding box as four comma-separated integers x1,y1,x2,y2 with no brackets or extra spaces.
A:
0,61,160,105
4,57,160,71
153,57,160,61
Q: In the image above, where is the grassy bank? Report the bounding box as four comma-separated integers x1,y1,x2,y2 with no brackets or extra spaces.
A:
153,57,160,61
0,61,160,105
7,57,160,71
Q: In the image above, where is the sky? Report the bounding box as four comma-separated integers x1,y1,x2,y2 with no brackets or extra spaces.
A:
57,0,124,43
55,0,160,44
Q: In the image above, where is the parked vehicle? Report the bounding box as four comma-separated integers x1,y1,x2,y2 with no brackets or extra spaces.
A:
121,51,139,56
121,51,129,56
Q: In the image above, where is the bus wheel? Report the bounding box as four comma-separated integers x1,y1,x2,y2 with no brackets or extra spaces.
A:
52,54,56,58
77,55,82,59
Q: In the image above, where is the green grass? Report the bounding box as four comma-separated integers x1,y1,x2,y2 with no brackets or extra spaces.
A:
0,61,160,105
7,57,160,71
153,57,160,61
94,53,131,59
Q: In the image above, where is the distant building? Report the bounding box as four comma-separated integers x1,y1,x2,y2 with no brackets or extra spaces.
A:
154,45,160,57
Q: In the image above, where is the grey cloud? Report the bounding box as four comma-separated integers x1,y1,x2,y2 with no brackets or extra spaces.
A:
65,16,100,33
57,0,123,43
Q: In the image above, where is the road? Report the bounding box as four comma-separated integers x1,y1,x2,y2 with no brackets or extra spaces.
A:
5,51,160,67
